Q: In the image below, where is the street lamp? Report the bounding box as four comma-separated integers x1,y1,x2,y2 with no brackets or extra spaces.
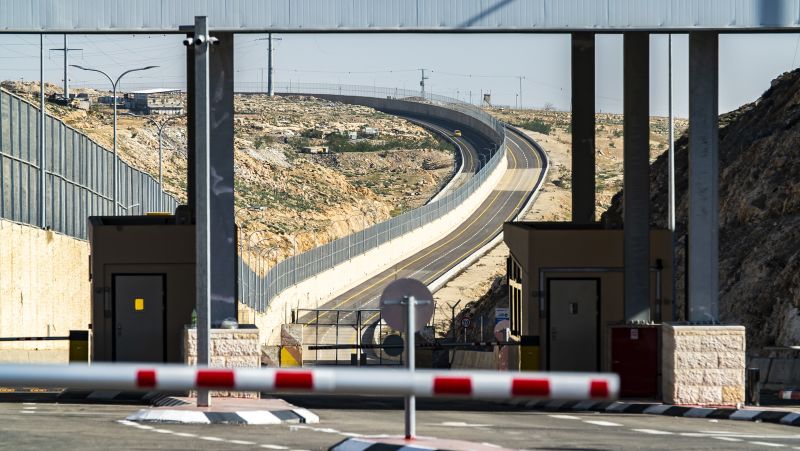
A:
126,112,182,211
70,64,158,215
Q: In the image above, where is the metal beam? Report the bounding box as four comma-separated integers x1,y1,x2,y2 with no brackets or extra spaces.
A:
192,15,212,407
623,32,651,323
688,32,720,323
571,32,595,223
209,32,238,324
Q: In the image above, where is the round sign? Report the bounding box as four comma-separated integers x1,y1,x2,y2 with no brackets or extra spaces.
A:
494,320,510,342
382,334,404,357
461,317,472,328
379,278,434,332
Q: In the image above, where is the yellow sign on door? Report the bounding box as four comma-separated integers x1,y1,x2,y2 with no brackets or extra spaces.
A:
134,298,144,311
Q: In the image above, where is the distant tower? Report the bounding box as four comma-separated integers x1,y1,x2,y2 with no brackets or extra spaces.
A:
482,93,492,107
419,69,429,98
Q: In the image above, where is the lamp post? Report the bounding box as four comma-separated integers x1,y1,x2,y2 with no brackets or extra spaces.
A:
70,64,158,215
126,113,182,211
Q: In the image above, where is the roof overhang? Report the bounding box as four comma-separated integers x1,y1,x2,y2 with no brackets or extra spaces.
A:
2,0,800,34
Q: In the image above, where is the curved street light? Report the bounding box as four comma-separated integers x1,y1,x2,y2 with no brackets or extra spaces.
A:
125,112,182,211
70,64,158,215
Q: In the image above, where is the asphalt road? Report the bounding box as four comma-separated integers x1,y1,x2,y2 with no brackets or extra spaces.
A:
3,398,800,450
298,119,543,333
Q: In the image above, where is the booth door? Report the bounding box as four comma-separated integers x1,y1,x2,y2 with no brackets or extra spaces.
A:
113,274,165,362
547,278,599,371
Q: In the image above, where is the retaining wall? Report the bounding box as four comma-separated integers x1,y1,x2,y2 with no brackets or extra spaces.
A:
0,219,90,363
254,149,508,345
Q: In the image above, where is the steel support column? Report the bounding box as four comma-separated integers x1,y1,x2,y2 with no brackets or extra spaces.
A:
688,32,720,322
192,15,212,407
623,32,651,323
571,32,596,223
209,32,238,322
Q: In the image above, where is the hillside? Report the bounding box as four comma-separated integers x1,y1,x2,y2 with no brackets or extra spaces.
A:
601,70,800,353
2,82,455,270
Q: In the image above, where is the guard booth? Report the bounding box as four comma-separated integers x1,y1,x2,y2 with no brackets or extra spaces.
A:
503,222,673,396
88,212,237,363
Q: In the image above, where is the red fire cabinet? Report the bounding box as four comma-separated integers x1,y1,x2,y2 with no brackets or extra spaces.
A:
610,325,660,398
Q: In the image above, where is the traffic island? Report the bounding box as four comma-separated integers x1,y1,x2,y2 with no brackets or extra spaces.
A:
126,397,319,425
330,437,513,451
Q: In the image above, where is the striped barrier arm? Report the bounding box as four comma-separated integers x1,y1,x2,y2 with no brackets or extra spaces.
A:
0,364,618,401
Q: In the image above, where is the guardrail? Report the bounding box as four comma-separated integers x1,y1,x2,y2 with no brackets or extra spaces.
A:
0,88,177,239
0,363,619,401
241,83,508,312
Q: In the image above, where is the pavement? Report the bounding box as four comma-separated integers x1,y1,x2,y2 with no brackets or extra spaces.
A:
3,394,800,450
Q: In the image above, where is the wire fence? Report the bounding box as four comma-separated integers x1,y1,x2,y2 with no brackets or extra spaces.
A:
0,89,177,239
240,83,507,312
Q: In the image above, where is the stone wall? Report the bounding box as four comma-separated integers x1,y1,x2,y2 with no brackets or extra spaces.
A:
184,328,261,398
662,324,745,406
0,220,90,363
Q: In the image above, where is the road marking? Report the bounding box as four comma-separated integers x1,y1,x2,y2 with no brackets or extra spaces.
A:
199,436,225,442
259,445,289,450
174,432,198,438
440,421,491,427
228,440,257,445
712,437,743,442
632,429,673,435
153,428,173,434
749,442,786,448
549,414,581,420
583,420,622,427
20,411,36,414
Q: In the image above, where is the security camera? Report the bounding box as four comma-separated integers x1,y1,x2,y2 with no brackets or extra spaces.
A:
182,37,193,46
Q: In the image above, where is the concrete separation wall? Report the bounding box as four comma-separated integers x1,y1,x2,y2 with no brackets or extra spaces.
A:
0,219,90,363
255,149,507,345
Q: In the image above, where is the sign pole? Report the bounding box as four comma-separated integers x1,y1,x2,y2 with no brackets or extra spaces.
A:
405,295,415,440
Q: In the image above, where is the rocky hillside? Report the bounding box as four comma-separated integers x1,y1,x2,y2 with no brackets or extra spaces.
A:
601,70,800,353
2,82,454,270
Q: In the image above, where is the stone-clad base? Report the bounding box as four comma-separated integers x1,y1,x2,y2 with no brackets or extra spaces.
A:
662,324,745,406
184,327,261,399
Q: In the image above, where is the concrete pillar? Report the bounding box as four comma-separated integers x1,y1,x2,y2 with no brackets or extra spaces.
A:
623,32,651,323
571,32,596,223
688,32,719,322
209,32,238,323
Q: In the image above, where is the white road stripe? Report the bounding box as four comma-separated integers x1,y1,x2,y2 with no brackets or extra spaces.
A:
583,420,621,427
549,414,581,420
259,445,289,450
229,440,257,445
713,437,743,442
173,432,197,438
199,436,225,442
632,429,673,435
749,442,786,448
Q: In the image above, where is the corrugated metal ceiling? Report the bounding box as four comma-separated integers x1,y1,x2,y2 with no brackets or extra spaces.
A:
1,0,799,33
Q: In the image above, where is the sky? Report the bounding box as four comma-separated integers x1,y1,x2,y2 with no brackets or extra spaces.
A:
1,32,800,117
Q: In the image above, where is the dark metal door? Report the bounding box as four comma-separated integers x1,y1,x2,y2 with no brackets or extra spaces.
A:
547,278,600,371
114,274,165,362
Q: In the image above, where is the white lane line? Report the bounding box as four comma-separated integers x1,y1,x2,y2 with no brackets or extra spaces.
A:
20,411,36,414
173,432,198,438
749,442,786,448
22,406,37,410
199,436,225,442
632,429,673,435
549,414,581,420
152,429,173,434
260,445,289,450
713,437,743,442
583,420,622,427
228,440,257,445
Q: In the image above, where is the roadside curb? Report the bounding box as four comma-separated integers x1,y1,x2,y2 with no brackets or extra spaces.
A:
507,399,800,427
126,407,319,425
329,437,510,451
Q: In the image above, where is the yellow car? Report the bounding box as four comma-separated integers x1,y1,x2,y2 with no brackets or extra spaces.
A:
453,129,462,137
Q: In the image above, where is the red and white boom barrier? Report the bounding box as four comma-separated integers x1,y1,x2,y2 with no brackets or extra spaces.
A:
0,364,618,400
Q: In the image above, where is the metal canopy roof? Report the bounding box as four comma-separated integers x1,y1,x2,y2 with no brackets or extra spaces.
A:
2,0,799,34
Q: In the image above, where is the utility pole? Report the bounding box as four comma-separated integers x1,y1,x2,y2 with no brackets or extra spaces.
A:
39,35,46,229
419,68,429,99
50,35,82,101
518,76,526,109
256,34,282,96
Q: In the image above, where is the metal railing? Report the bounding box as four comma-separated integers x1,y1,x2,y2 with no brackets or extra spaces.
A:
0,89,177,239
240,83,507,312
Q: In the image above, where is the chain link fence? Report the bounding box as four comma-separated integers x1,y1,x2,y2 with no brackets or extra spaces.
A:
240,83,507,312
0,88,177,239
